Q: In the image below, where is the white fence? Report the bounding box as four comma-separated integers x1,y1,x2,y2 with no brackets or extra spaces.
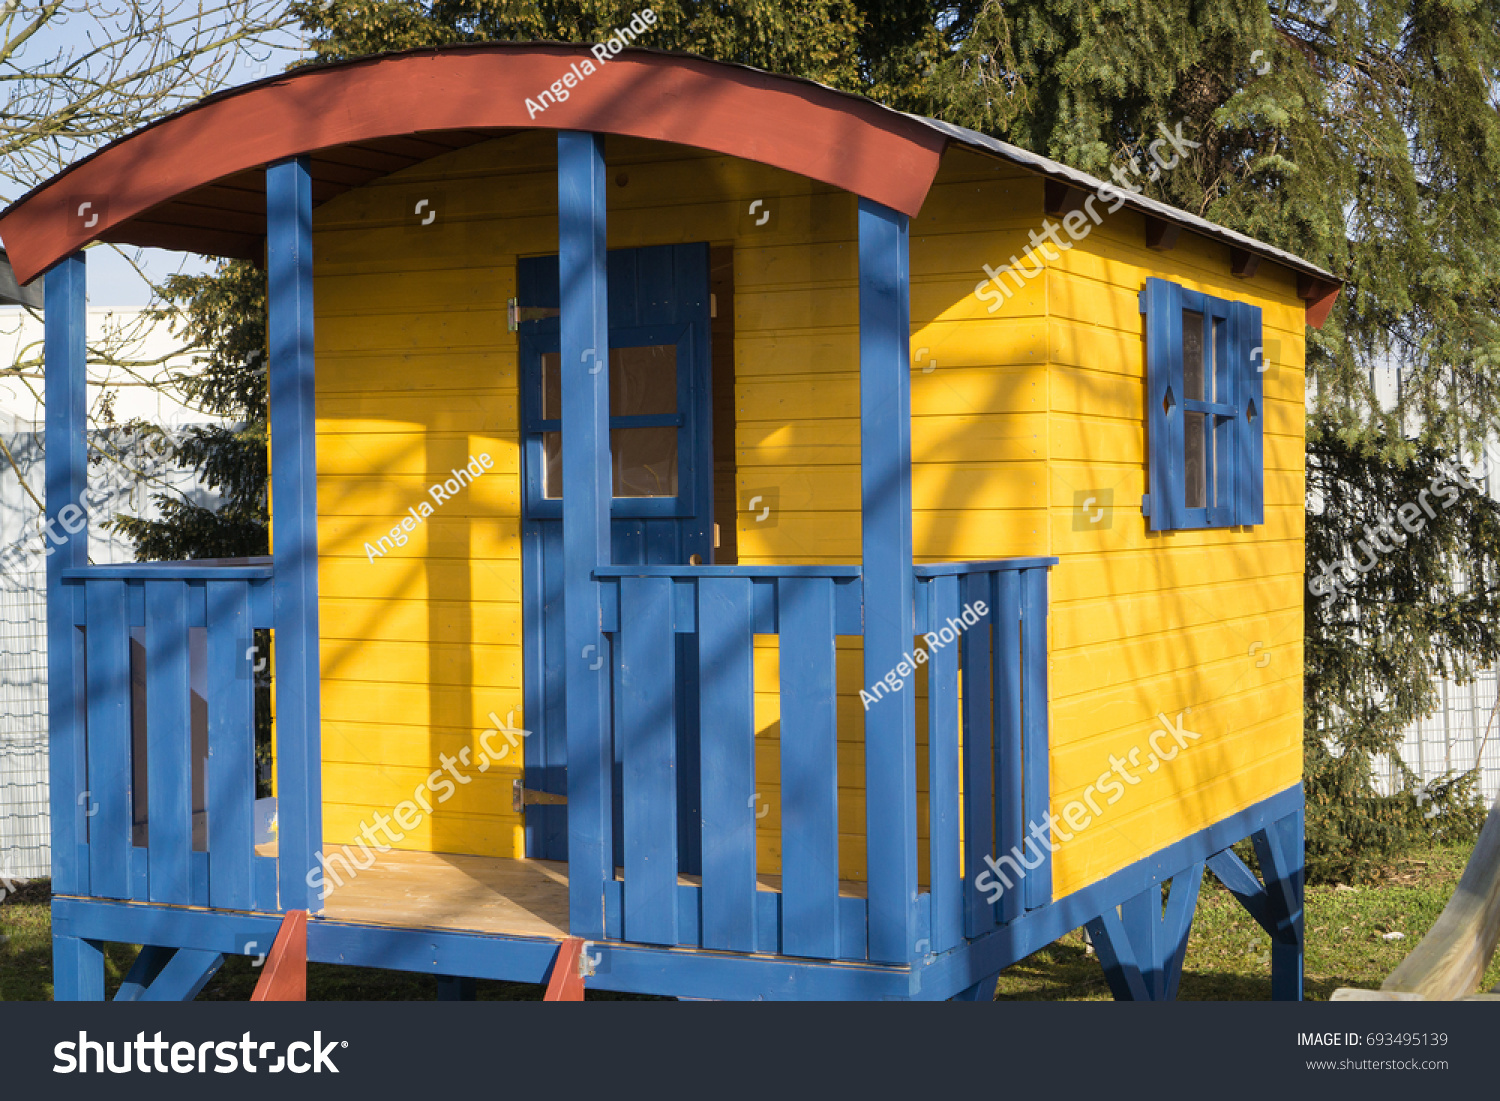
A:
1386,668,1500,807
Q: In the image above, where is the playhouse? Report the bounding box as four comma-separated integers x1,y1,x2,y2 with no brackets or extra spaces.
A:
0,43,1337,1001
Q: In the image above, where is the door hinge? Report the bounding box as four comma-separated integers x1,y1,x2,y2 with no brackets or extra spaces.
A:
512,779,568,813
507,297,561,332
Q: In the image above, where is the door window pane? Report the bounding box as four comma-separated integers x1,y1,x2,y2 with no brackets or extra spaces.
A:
543,345,677,419
543,431,562,499
542,352,560,419
540,343,680,499
612,427,678,497
611,345,677,415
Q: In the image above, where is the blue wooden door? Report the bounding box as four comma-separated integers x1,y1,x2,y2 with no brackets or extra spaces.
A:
518,243,713,866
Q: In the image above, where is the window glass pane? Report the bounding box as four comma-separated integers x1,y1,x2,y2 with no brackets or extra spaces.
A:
543,431,562,499
1184,411,1207,509
542,352,561,419
1182,310,1205,401
611,344,677,415
1207,417,1219,509
612,426,677,497
1208,318,1220,403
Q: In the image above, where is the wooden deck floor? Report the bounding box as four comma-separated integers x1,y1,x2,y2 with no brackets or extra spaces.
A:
321,850,573,938
260,847,871,940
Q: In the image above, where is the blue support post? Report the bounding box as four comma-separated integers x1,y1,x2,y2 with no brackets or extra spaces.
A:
1162,861,1205,1000
1084,908,1150,1002
857,198,918,963
43,253,88,900
115,945,176,1001
137,949,226,1001
1262,806,1305,1001
558,131,613,939
267,156,323,913
52,934,105,1001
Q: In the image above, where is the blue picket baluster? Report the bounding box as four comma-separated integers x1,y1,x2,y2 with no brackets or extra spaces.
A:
994,569,1024,924
698,576,758,952
925,575,963,953
959,571,996,938
619,576,679,945
145,580,192,903
84,579,132,900
1022,568,1052,910
778,576,840,959
206,580,255,911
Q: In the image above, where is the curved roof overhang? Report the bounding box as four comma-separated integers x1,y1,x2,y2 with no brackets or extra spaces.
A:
0,43,948,286
0,42,1340,327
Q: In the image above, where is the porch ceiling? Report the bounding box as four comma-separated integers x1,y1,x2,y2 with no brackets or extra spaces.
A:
88,129,516,263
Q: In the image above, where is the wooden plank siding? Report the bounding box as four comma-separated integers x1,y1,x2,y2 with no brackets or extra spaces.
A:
956,145,1306,899
305,134,1304,899
309,131,880,876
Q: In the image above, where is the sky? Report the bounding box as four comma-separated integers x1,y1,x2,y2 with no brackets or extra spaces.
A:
3,3,304,307
86,247,220,308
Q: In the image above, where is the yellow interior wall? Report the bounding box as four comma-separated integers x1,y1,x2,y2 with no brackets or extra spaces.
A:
310,132,877,871
306,135,1304,898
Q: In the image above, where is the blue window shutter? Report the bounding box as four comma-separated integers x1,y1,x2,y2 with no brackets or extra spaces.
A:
1143,278,1184,530
1236,300,1265,525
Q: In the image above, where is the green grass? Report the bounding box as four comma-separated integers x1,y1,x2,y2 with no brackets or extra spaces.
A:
4,842,1496,1000
994,841,1500,1000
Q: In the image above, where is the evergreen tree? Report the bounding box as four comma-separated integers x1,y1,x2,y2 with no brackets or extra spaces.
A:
111,261,269,560
929,0,1500,876
286,0,973,108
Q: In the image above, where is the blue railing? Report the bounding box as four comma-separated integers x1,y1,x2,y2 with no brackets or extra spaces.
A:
57,562,278,911
595,558,1055,964
913,557,1056,953
596,564,865,960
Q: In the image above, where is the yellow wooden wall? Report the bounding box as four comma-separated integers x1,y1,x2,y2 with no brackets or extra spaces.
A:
906,150,1306,898
1042,199,1306,897
305,135,1304,899
310,132,879,870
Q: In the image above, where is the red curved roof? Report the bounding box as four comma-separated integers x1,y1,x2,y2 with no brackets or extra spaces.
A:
0,44,949,285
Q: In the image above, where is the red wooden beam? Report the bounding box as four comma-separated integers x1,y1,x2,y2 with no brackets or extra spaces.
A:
1043,180,1086,217
250,910,308,1002
0,44,948,284
543,937,587,1001
1229,246,1262,279
1297,274,1342,330
1144,215,1180,252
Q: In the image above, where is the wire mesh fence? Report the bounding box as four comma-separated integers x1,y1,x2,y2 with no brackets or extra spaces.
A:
0,568,48,881
1383,668,1500,807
